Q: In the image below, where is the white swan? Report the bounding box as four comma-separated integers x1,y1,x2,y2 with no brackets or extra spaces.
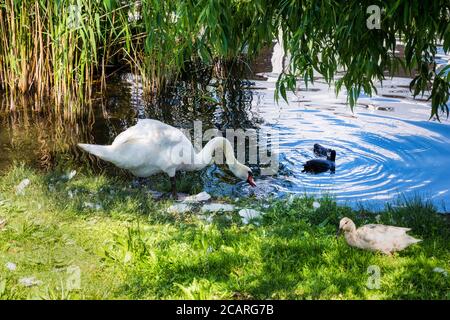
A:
78,119,256,197
337,217,422,255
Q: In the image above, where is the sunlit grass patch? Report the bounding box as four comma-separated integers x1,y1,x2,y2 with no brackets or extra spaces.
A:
0,164,449,299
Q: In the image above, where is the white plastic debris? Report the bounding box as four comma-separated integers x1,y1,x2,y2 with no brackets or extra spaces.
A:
19,277,43,287
5,262,16,271
83,202,103,210
312,201,321,209
238,209,263,224
193,191,211,202
201,203,235,213
15,179,31,195
64,170,77,181
433,267,448,277
167,203,192,214
181,191,211,203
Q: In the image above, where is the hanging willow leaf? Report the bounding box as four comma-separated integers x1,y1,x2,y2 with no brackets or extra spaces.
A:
0,0,449,118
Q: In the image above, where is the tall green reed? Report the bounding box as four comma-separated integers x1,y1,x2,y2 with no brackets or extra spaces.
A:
1,1,448,118
0,0,285,115
0,0,133,117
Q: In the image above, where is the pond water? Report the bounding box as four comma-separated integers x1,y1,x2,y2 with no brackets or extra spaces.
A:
1,44,449,211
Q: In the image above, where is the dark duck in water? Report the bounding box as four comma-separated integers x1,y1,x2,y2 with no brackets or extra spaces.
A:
313,143,333,158
303,149,336,174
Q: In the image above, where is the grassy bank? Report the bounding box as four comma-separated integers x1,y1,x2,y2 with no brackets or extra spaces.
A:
0,164,449,299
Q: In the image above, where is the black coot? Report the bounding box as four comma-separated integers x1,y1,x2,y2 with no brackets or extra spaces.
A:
302,150,336,174
313,143,332,158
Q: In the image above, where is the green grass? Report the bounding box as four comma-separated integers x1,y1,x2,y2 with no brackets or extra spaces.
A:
0,164,449,299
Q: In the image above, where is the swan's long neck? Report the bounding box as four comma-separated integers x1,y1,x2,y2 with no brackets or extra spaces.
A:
194,137,239,170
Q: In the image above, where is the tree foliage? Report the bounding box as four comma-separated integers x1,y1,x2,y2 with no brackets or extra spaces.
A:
272,0,450,119
1,0,449,118
137,0,450,118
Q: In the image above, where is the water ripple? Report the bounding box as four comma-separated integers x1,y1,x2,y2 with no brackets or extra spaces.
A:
204,71,450,211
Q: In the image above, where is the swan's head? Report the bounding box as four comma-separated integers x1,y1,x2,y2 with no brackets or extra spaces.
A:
338,217,356,233
230,162,256,187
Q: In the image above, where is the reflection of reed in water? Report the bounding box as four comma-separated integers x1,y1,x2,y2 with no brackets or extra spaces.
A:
0,104,100,172
107,67,260,131
0,64,263,173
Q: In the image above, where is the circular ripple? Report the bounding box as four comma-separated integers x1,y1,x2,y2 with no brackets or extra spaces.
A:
203,105,450,211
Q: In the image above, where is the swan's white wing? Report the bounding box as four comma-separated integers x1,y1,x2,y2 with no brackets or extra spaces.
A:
112,119,185,147
104,119,194,176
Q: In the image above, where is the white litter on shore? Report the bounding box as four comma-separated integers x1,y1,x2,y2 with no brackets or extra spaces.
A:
19,277,43,287
201,203,235,213
64,170,77,181
167,203,192,214
15,179,31,195
181,191,211,203
433,267,448,277
5,262,16,271
238,209,263,224
83,202,103,210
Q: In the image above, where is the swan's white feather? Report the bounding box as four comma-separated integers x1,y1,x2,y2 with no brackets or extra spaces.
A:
78,119,251,182
112,119,186,147
99,120,193,177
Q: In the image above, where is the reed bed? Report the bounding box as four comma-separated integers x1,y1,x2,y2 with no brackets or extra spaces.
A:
0,1,449,118
0,0,134,115
0,0,272,115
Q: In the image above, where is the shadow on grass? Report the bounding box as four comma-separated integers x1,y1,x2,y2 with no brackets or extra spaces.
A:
2,164,449,299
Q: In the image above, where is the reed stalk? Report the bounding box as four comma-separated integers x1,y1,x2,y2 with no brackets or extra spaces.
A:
0,1,448,118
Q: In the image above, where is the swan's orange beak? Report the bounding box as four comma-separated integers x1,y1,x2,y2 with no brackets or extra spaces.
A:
247,174,256,187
